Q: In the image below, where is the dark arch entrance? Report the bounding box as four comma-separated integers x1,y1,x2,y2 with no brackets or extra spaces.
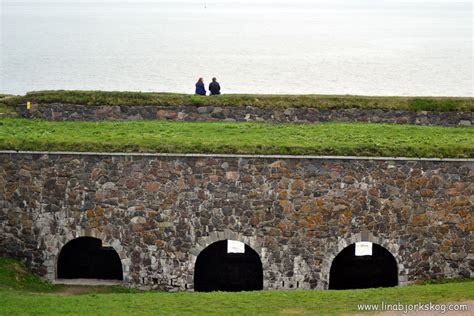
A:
57,237,123,280
194,240,263,292
329,243,398,290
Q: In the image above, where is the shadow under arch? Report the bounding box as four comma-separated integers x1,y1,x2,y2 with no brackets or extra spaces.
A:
329,242,398,290
194,240,263,292
57,236,123,280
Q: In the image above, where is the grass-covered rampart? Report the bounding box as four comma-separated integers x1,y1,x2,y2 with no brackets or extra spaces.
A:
0,118,472,158
0,257,473,315
2,90,473,111
0,95,15,114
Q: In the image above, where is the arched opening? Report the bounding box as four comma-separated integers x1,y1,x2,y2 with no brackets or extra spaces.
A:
194,240,263,292
57,237,123,280
329,243,398,290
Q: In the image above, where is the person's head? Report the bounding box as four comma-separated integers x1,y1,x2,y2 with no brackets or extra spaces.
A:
197,77,203,83
212,77,217,82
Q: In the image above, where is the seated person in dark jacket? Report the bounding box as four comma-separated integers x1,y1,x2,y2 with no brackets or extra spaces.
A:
209,77,221,95
195,77,206,95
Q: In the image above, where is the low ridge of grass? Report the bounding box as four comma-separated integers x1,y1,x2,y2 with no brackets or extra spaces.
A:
3,90,473,111
0,118,472,158
0,257,473,315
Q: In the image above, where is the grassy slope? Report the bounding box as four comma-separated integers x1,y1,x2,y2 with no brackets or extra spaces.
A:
0,118,472,158
0,104,15,114
0,95,15,113
0,258,473,315
0,258,56,292
3,90,473,111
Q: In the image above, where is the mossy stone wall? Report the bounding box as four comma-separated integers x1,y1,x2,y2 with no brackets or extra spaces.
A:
17,103,473,126
0,152,472,289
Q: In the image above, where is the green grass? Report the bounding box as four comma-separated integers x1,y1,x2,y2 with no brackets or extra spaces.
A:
408,98,460,111
0,257,57,292
1,284,473,316
0,118,473,158
0,257,136,295
0,257,473,315
3,90,473,111
0,95,15,113
0,104,15,114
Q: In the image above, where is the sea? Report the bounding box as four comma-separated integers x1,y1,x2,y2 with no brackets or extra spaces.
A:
1,0,472,96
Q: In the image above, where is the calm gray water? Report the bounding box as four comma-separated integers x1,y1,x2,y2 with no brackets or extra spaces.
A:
1,0,472,96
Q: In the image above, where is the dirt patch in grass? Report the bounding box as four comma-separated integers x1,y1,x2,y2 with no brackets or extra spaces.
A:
51,285,127,296
54,286,102,295
280,307,309,314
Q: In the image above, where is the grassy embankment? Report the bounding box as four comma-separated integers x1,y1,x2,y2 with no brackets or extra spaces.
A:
0,94,15,114
1,90,473,111
0,257,473,315
0,118,473,158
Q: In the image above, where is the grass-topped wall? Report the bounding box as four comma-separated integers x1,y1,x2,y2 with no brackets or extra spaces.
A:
4,91,472,126
3,90,473,110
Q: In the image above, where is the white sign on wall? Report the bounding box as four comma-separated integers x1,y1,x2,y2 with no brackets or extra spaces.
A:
227,240,245,253
355,241,373,256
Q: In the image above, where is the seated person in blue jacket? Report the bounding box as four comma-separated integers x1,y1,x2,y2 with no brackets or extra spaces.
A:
209,77,221,95
195,77,206,95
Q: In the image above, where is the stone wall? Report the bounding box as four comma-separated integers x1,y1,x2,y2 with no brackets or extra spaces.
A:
17,103,473,126
0,151,472,290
